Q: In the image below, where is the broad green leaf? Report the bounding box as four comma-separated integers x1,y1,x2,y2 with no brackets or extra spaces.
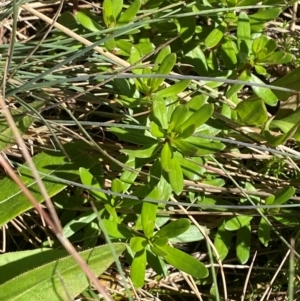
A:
236,98,268,125
146,250,168,277
103,0,113,27
155,218,190,239
173,139,198,156
249,8,281,32
79,167,108,201
76,10,102,32
168,158,184,195
178,157,205,181
102,219,134,239
152,94,168,129
260,51,293,65
177,13,196,42
151,53,176,92
254,65,267,75
204,24,226,49
250,73,278,106
252,35,269,56
154,244,208,278
226,70,251,99
221,40,237,69
118,0,140,24
0,141,96,227
237,12,251,55
258,217,270,247
177,124,196,139
170,104,189,132
225,215,253,231
272,186,295,205
150,121,165,138
184,46,208,74
141,188,159,238
0,101,44,151
236,225,251,264
153,46,171,72
187,94,208,111
161,141,173,172
130,237,148,252
169,225,205,243
120,143,161,158
263,118,300,146
63,211,98,238
0,243,126,301
112,0,123,21
273,212,299,227
153,236,168,246
109,127,157,145
214,222,232,261
131,249,147,288
156,80,190,98
0,249,68,285
179,104,214,132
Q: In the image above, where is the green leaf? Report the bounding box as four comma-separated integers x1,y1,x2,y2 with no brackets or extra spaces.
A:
151,53,176,92
214,222,232,261
130,237,148,252
249,8,281,32
250,73,278,106
153,236,168,246
0,101,44,151
225,215,253,231
236,225,251,264
170,104,190,132
169,225,205,243
252,34,269,56
236,98,268,125
0,141,96,227
76,10,102,32
141,188,159,238
150,121,165,138
109,127,157,145
237,12,252,55
63,210,98,238
152,94,168,129
258,217,270,247
204,24,226,49
0,243,126,301
221,39,237,69
161,141,173,172
0,249,68,285
178,157,205,181
260,51,293,65
153,46,171,72
177,14,196,42
118,0,140,24
120,143,161,158
131,249,147,288
272,186,295,205
156,80,190,98
112,0,123,21
173,138,199,156
102,219,134,239
103,0,113,27
168,158,184,195
155,218,190,239
179,104,214,132
79,167,108,201
154,244,208,278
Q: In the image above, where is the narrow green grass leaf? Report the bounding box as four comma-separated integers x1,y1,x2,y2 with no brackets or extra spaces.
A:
0,243,126,301
0,141,96,227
